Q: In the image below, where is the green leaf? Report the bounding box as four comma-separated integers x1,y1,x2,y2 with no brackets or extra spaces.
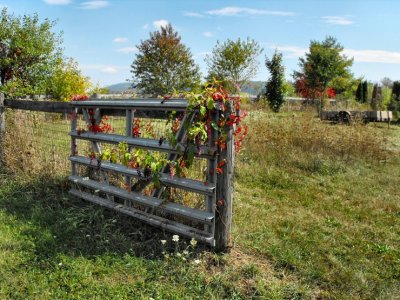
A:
207,99,215,110
200,105,207,116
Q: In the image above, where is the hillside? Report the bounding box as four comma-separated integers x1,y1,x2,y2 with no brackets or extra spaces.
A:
106,81,266,95
107,82,134,93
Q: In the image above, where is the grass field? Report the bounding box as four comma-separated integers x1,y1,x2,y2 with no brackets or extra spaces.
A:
0,109,399,299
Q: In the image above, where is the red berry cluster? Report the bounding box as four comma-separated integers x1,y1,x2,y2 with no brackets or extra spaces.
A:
132,118,141,137
70,94,89,101
87,109,113,133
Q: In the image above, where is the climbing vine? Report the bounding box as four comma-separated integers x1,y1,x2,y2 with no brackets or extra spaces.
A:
72,80,248,194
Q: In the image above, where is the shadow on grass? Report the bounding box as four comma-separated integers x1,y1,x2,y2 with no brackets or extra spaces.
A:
0,171,208,261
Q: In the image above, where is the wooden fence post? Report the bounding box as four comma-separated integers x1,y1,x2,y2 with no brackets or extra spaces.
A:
0,93,4,166
214,123,234,252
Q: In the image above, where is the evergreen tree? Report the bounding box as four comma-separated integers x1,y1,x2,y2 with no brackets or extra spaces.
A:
371,84,383,110
391,81,400,100
265,51,286,112
388,80,400,115
362,81,368,103
355,81,363,102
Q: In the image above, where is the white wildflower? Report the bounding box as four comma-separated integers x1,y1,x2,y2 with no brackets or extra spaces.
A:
193,259,201,265
190,238,197,247
176,252,182,257
183,250,189,255
160,239,167,245
172,235,179,242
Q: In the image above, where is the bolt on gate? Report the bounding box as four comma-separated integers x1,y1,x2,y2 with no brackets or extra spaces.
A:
69,99,234,251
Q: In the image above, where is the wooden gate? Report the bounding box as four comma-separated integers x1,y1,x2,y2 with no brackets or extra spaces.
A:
69,99,234,251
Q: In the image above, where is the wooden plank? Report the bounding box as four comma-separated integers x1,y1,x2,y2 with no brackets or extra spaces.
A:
69,189,214,245
69,175,214,224
99,109,170,119
3,99,173,119
4,99,71,113
0,93,4,166
206,109,219,234
71,99,188,111
70,107,78,176
69,156,215,196
69,131,217,158
214,107,234,252
152,111,195,198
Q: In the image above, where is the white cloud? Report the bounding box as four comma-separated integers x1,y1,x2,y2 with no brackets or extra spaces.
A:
82,64,128,74
203,31,213,38
43,0,71,4
143,24,149,30
113,37,128,43
344,49,400,64
272,44,400,64
101,66,118,73
184,11,204,18
206,7,294,17
116,47,137,54
271,45,307,58
79,1,109,10
322,16,354,25
153,19,169,29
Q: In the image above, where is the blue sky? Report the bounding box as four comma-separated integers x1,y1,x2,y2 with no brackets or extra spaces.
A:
2,0,400,86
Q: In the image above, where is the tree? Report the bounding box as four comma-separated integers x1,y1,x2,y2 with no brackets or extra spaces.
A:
265,50,286,112
381,77,393,88
293,36,353,111
131,24,200,96
371,84,383,110
355,81,363,102
205,38,262,92
0,8,63,96
362,81,368,103
45,58,91,101
388,80,400,115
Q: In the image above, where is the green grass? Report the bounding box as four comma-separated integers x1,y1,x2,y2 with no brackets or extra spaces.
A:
0,110,399,299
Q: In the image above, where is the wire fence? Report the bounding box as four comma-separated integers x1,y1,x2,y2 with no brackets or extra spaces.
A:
2,107,208,209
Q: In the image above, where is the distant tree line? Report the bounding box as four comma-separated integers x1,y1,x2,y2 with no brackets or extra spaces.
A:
3,8,400,115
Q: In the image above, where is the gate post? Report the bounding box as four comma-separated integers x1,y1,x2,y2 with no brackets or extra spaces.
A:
214,121,234,252
0,93,5,166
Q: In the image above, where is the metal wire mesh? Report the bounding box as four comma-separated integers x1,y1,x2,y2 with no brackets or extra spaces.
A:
3,108,208,186
4,109,71,175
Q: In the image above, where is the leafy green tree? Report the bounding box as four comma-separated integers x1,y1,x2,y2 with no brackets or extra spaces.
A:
265,50,286,112
46,58,91,101
206,38,262,92
90,83,110,95
284,81,295,97
355,81,363,102
0,8,63,96
293,36,353,111
131,24,200,96
362,81,368,103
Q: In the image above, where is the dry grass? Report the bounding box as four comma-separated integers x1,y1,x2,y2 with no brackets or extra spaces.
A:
246,110,391,164
1,106,399,299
